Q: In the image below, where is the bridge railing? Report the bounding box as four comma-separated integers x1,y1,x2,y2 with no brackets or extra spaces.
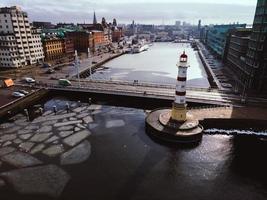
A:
39,82,174,99
67,78,220,93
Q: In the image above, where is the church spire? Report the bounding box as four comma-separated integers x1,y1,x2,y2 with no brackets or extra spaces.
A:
93,11,97,24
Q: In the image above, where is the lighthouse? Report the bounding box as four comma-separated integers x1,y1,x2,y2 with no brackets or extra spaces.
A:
171,51,189,122
145,50,203,144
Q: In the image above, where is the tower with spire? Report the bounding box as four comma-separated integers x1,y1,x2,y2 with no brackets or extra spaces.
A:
93,11,97,24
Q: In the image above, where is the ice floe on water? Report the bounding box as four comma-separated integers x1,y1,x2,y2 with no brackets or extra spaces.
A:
105,119,125,128
0,99,97,197
1,165,70,198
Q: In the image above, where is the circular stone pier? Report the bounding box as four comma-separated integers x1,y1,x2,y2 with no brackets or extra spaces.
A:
146,109,203,144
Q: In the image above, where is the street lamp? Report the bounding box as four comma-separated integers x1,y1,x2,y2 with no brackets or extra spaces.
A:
88,48,92,80
75,50,81,88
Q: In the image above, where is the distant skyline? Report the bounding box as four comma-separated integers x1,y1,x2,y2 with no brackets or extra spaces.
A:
0,0,258,25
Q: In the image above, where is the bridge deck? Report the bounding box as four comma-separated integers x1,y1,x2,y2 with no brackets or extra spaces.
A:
31,79,245,106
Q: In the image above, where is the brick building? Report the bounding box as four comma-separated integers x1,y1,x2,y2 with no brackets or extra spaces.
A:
42,37,74,61
42,37,64,61
66,31,93,53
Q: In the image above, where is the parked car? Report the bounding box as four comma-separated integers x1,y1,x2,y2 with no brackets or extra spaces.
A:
42,63,52,68
12,91,25,98
46,68,55,74
24,77,36,83
58,79,72,86
18,90,29,95
54,66,60,71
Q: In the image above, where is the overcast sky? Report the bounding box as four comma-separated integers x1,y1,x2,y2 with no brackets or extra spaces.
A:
0,0,258,25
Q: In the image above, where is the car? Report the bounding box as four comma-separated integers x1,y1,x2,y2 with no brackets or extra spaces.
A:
42,63,52,68
12,91,25,98
18,90,29,95
24,77,36,83
58,79,72,86
46,68,55,74
54,66,61,71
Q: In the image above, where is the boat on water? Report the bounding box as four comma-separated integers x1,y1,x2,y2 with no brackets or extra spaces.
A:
132,44,149,53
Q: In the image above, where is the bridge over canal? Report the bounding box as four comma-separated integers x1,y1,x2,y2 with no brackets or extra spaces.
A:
33,79,246,106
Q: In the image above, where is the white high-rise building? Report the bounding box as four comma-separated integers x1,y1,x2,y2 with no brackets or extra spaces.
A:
0,6,44,68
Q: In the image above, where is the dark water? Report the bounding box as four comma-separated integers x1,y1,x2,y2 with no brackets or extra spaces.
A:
90,43,210,88
2,98,267,200
49,100,266,200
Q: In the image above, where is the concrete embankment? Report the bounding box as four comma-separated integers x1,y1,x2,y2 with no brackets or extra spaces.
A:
0,88,49,121
197,50,222,89
79,52,124,78
201,118,267,130
189,106,267,131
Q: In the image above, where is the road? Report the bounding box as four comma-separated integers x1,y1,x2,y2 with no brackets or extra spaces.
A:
29,77,250,105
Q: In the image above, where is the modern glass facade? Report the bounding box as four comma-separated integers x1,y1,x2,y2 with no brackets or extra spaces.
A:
226,29,252,90
206,24,246,58
246,0,267,92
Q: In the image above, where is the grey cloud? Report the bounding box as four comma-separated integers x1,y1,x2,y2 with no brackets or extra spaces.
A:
1,1,256,25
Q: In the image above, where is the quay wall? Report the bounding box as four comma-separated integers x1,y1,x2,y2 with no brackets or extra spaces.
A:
48,89,212,110
0,88,49,121
1,87,266,132
78,52,125,78
201,118,267,131
197,50,221,89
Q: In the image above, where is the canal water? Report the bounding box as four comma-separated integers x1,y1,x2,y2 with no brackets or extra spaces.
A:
90,43,210,88
1,97,267,199
45,99,267,199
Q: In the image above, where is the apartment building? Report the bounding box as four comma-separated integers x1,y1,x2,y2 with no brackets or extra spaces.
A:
0,6,44,68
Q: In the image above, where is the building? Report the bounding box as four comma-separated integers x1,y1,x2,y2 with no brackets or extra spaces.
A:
79,23,110,45
175,21,181,27
55,23,76,29
200,26,209,44
206,24,246,58
198,20,201,31
42,37,65,61
32,21,55,29
64,38,74,55
225,28,252,90
91,30,106,52
93,11,97,25
245,0,267,93
42,37,74,61
66,31,93,53
0,6,44,68
41,28,75,39
112,27,123,42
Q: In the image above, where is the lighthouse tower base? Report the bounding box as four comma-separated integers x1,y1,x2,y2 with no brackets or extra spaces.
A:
145,108,203,144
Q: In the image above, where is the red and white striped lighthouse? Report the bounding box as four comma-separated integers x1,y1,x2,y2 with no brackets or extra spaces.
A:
171,51,190,122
